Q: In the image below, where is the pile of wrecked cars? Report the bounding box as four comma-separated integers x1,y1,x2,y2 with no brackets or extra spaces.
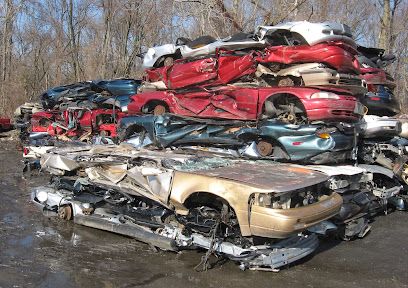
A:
18,21,408,272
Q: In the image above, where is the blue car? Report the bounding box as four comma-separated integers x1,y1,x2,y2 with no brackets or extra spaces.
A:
361,85,400,116
117,114,356,164
40,79,141,110
92,79,141,96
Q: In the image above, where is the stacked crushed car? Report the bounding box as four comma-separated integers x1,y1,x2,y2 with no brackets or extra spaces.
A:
15,79,141,143
18,21,408,271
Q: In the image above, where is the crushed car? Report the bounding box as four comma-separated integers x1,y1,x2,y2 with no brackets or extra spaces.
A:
40,79,141,112
144,21,356,69
127,86,364,123
32,144,344,271
117,114,357,164
255,21,355,47
307,164,402,240
30,108,125,141
357,46,400,116
143,49,366,94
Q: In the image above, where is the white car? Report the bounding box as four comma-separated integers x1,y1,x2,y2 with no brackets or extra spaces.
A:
255,21,355,47
360,115,402,139
143,21,356,68
143,34,267,68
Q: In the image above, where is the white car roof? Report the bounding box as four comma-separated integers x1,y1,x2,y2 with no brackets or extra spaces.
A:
256,21,355,46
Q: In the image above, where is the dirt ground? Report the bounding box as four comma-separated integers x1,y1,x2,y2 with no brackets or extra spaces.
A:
0,138,407,288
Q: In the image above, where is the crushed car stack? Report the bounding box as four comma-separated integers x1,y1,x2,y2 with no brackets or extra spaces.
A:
15,79,141,143
18,21,408,271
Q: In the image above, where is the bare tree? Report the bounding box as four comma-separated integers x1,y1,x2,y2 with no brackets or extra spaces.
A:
0,0,407,116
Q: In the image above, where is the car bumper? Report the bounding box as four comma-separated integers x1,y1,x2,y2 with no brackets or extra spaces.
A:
301,69,367,95
362,98,401,116
302,98,362,122
361,117,402,139
249,193,343,238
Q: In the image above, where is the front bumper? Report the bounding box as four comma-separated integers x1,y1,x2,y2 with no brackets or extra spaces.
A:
250,193,343,238
302,98,362,122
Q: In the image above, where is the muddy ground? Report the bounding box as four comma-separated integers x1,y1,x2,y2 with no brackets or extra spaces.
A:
0,137,407,288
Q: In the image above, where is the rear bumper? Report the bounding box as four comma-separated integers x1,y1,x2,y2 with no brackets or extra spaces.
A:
249,193,343,238
362,117,402,139
362,98,400,116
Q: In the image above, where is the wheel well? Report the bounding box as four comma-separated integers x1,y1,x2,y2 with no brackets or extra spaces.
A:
184,192,232,212
262,93,306,116
264,93,305,109
154,51,181,68
121,124,146,141
142,100,169,114
95,114,114,126
256,136,290,159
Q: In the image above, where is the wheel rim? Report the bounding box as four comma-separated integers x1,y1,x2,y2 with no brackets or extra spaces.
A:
163,57,174,67
278,77,295,86
58,205,72,220
153,105,166,115
99,130,108,137
257,141,273,156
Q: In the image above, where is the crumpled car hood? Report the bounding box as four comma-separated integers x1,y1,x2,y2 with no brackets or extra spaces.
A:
192,161,329,192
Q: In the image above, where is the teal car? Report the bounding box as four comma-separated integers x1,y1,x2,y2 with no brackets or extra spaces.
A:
117,114,356,164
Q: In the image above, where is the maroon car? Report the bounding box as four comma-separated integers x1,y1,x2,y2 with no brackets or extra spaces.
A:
127,86,364,124
144,42,363,94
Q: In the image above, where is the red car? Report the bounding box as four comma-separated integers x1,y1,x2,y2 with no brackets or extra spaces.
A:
360,67,395,89
0,117,12,131
31,109,125,139
144,42,362,93
30,111,59,133
145,51,258,90
256,42,360,73
127,86,364,123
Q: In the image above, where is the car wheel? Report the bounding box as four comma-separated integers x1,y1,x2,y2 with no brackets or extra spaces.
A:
275,97,306,124
58,205,72,221
257,140,273,156
277,77,295,87
163,56,174,67
99,130,108,137
153,105,167,115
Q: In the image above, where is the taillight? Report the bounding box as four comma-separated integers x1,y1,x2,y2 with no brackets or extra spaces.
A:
23,147,29,155
352,58,361,72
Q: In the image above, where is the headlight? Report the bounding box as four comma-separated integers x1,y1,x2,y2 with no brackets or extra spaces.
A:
256,193,272,207
310,92,340,99
36,190,48,203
